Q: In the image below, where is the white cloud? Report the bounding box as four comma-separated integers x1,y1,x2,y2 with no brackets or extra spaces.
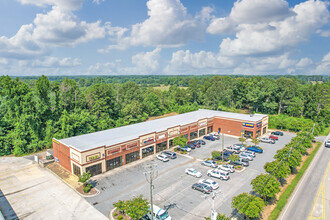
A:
0,4,106,59
164,49,235,74
230,0,293,24
317,29,330,37
314,52,330,74
28,56,81,68
17,0,84,10
207,0,329,57
296,57,313,68
102,0,206,52
92,0,105,5
232,53,297,74
131,48,162,73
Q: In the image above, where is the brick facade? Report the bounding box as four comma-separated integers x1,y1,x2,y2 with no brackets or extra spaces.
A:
53,113,268,176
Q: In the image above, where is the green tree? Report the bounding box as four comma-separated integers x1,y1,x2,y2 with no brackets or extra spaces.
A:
173,135,187,147
251,138,260,146
229,154,239,162
238,137,247,145
264,160,291,180
232,193,266,219
125,196,149,220
251,174,280,200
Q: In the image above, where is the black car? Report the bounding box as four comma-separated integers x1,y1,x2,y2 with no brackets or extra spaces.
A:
192,183,212,194
271,131,284,136
223,151,233,156
215,154,230,161
188,143,196,149
162,151,177,159
198,140,206,145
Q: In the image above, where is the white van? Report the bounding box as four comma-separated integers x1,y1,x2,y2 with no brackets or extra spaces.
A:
148,205,172,220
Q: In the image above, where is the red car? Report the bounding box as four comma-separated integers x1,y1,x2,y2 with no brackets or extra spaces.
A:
269,135,279,140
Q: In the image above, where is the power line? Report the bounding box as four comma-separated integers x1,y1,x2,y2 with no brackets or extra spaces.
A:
229,121,323,219
143,163,158,220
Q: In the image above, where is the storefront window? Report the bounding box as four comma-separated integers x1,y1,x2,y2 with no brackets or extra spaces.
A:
169,139,174,147
199,129,206,137
73,163,81,176
85,163,102,176
256,130,261,137
106,156,122,171
190,131,198,140
207,126,213,134
156,141,167,153
142,146,154,158
126,151,140,164
242,130,253,138
263,127,267,134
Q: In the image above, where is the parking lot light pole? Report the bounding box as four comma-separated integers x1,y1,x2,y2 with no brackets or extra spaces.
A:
143,164,158,220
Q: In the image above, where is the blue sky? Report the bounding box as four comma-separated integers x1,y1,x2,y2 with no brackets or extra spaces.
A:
0,0,329,76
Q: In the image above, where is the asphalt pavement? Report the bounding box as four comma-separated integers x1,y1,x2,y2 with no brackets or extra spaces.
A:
86,132,295,219
279,135,330,220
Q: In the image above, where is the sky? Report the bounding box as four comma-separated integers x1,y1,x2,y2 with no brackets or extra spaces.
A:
0,0,329,76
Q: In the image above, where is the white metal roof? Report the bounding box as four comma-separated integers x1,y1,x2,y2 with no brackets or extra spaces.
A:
60,109,266,152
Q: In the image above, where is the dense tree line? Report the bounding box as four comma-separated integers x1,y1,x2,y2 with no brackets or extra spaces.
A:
0,75,329,156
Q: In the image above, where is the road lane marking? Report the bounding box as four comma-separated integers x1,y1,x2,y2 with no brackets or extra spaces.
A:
308,162,330,220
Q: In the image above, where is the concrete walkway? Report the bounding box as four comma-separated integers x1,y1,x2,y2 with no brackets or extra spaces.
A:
0,157,107,220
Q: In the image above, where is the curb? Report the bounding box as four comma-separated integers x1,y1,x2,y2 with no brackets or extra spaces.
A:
109,207,116,220
235,167,246,173
45,166,100,198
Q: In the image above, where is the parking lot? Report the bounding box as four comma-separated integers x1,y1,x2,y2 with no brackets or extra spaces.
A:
86,132,295,219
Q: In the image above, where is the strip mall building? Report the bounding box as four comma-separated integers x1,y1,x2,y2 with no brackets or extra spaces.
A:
53,109,268,176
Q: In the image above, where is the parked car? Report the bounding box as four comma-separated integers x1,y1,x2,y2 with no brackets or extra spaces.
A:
259,137,275,144
233,144,246,151
181,146,192,152
244,150,256,157
198,179,219,190
201,160,218,168
215,154,230,161
148,205,172,220
162,151,177,159
219,164,235,173
204,135,215,141
239,153,253,161
213,134,220,140
157,154,169,162
187,143,196,150
185,168,202,178
269,135,279,141
225,146,240,153
230,159,249,167
192,183,212,194
207,169,230,180
187,141,200,148
271,131,284,136
198,140,206,145
246,146,263,153
325,140,330,148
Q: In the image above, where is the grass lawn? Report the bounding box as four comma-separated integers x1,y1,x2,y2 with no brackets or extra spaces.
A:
268,142,322,220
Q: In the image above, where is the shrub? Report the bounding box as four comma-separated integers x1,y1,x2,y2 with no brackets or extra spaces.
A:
83,183,92,193
117,216,123,220
114,213,118,216
212,151,221,159
79,171,91,183
238,166,242,169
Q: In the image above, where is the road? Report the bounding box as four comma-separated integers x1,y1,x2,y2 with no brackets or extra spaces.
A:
279,135,330,220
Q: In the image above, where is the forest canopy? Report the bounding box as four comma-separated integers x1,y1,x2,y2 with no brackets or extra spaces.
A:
0,75,329,156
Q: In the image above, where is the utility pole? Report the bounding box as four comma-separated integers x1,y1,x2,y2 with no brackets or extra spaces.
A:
202,192,218,220
312,123,315,135
144,163,158,220
222,133,224,164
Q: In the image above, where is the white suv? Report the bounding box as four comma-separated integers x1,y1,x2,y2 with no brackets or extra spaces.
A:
219,164,235,173
156,154,169,162
207,169,230,180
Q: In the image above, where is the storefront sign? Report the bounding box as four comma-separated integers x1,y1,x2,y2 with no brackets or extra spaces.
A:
143,138,154,144
257,122,262,128
158,134,166,139
242,122,254,128
88,154,99,161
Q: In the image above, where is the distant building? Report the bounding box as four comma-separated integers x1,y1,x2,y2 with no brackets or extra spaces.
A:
53,109,268,176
